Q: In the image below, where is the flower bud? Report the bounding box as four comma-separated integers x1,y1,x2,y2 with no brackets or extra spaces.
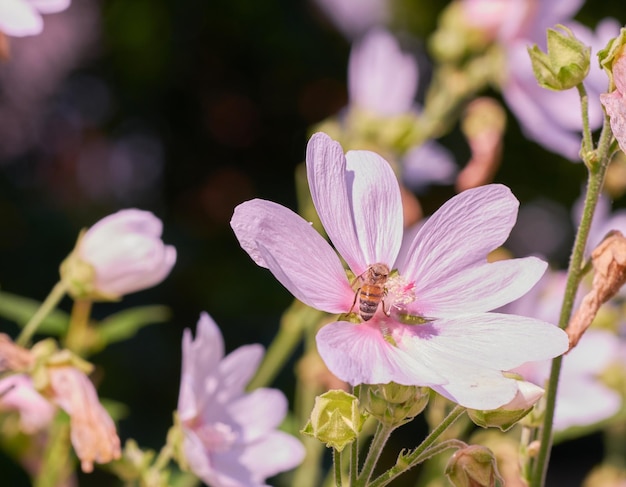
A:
445,444,503,487
361,383,430,427
60,209,176,301
301,390,365,451
528,25,591,90
468,380,544,431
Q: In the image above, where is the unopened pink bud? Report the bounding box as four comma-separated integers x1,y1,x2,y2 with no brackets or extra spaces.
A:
61,209,176,300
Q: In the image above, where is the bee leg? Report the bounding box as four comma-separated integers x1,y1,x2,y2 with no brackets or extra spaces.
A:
348,287,361,315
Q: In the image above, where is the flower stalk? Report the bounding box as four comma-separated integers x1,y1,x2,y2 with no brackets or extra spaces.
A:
369,405,466,487
530,105,615,486
16,280,69,347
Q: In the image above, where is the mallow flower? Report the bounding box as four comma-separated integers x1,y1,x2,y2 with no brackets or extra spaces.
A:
0,0,70,37
60,209,177,300
231,132,568,410
178,313,305,487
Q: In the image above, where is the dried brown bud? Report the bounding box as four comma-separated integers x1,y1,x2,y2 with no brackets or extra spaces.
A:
456,98,506,192
567,231,626,349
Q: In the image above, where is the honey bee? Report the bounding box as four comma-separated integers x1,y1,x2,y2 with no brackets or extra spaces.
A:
350,263,390,321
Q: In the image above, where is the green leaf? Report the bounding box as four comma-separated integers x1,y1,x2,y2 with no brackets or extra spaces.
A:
97,305,171,346
0,291,70,335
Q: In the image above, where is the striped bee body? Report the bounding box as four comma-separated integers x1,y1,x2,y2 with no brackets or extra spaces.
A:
351,263,390,322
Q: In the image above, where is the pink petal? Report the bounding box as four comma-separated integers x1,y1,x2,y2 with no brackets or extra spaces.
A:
348,28,418,115
238,431,305,480
345,150,403,267
306,133,367,274
217,345,264,402
178,313,224,418
601,90,626,155
316,321,446,386
409,256,547,318
399,184,518,282
554,379,621,430
231,198,354,313
29,0,71,14
613,48,626,95
228,389,288,441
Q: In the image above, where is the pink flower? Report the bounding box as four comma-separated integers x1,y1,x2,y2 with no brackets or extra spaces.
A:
601,51,626,156
178,313,305,487
312,0,388,39
462,0,619,160
0,374,55,433
65,209,177,299
348,29,418,116
0,0,70,37
231,132,568,410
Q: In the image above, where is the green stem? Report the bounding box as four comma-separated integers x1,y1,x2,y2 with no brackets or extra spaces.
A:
369,406,466,487
247,301,321,390
530,112,614,487
355,422,395,487
577,84,593,158
334,449,343,487
16,281,68,347
351,384,362,485
64,299,93,355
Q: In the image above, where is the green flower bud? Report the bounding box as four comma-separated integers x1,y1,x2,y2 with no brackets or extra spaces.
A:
528,25,591,90
301,390,365,452
361,383,430,427
467,381,543,432
446,444,503,487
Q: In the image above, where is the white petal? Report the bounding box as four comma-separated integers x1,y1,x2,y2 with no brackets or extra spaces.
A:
0,0,42,36
231,198,354,313
394,314,568,408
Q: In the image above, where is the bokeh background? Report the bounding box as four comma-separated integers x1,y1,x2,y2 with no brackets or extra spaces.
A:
0,0,624,485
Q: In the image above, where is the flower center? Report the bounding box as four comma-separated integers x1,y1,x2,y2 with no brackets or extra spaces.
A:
196,421,238,453
385,273,416,308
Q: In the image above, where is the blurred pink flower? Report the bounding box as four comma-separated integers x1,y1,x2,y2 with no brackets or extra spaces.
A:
347,29,457,189
178,313,305,487
0,374,55,433
348,29,418,116
76,209,176,298
231,132,568,410
601,51,626,155
462,0,619,160
312,0,388,39
0,0,70,37
501,269,622,430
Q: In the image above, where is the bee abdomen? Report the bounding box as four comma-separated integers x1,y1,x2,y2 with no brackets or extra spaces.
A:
359,285,384,321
